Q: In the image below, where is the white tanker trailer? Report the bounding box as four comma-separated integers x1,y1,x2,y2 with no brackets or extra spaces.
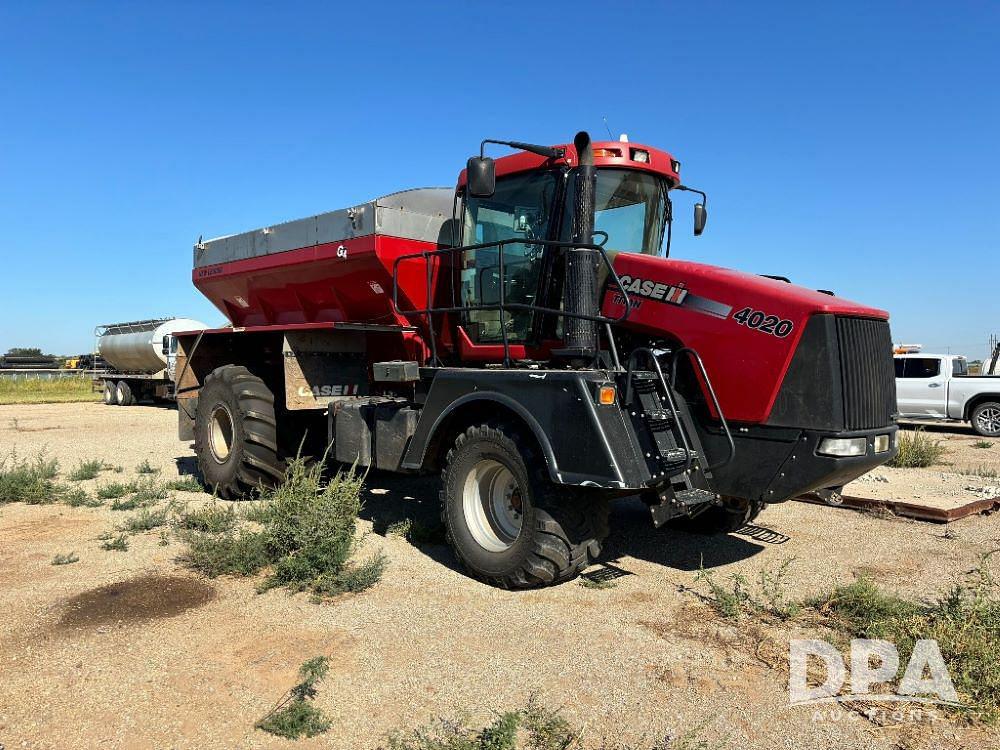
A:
96,318,207,406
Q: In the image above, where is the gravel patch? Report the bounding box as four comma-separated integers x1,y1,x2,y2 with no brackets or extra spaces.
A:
1,403,998,749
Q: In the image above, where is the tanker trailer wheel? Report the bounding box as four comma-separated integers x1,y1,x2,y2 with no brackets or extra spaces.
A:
439,423,609,589
673,496,765,535
194,365,285,500
971,401,1000,437
102,381,117,406
116,380,135,406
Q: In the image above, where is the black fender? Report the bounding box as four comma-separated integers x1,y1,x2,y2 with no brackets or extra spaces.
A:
401,368,648,489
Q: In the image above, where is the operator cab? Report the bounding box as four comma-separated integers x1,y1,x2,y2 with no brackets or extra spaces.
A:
457,139,698,349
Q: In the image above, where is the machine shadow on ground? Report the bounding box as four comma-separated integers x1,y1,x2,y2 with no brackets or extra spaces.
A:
602,496,768,572
357,472,771,576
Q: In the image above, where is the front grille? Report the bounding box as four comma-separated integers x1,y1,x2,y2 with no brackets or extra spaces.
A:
836,317,896,430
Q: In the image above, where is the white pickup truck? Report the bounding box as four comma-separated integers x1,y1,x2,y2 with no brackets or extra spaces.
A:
895,352,1000,437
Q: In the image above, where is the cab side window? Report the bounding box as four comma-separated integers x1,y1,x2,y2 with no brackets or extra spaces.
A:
461,172,557,344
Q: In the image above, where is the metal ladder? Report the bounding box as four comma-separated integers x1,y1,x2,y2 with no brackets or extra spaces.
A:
625,347,735,527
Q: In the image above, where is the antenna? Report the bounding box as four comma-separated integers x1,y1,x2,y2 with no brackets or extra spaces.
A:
602,116,614,140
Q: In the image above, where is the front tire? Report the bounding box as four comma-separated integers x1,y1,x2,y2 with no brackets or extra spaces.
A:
194,365,285,499
440,423,609,589
971,401,1000,438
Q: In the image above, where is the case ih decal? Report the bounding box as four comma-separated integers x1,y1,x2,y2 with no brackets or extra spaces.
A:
613,275,733,319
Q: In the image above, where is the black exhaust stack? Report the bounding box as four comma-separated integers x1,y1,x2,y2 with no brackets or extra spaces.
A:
559,131,599,366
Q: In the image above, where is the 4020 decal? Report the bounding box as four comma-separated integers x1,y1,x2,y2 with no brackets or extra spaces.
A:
731,307,794,337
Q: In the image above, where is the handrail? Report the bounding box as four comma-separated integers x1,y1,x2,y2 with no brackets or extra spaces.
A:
390,238,632,368
671,347,736,472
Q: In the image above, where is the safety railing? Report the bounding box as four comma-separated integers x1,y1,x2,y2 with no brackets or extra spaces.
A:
390,238,632,367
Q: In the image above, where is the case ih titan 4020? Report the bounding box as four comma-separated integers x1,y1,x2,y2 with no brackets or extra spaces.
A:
176,131,898,589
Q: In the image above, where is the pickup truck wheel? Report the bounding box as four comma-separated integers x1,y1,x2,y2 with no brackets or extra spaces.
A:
102,381,117,406
194,365,285,500
971,401,1000,437
116,380,134,406
674,497,764,535
440,423,609,589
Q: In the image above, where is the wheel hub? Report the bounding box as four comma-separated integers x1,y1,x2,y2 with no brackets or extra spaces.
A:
462,459,524,552
209,404,235,463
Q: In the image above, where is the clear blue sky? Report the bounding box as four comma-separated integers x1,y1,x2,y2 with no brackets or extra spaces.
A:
1,1,997,359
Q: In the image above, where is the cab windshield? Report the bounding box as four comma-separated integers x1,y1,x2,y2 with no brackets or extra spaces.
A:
566,168,670,255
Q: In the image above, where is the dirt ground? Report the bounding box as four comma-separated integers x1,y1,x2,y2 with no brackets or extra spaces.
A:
1,403,999,749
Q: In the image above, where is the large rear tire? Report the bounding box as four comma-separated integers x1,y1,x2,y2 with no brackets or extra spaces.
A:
194,365,285,500
674,497,765,535
440,423,609,589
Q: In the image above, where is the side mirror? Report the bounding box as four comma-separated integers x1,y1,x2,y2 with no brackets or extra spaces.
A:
162,335,170,355
467,156,495,198
693,202,707,236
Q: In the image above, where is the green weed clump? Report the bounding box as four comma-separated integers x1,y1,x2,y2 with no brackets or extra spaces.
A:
256,656,332,739
68,459,104,481
888,429,947,468
62,487,102,507
97,480,135,500
99,533,129,551
383,699,599,750
807,555,1000,723
135,459,160,475
166,476,205,493
183,529,270,577
695,558,800,620
0,451,61,504
177,503,237,533
958,464,999,480
121,507,169,533
131,479,168,504
52,552,79,565
973,440,994,450
180,457,384,599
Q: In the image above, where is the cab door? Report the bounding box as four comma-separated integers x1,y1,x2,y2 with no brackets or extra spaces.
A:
458,171,559,353
895,357,947,416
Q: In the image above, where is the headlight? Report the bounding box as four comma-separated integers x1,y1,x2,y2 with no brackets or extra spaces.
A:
818,437,868,457
874,434,891,453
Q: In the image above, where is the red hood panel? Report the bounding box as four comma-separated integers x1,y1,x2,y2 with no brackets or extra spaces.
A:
602,254,889,424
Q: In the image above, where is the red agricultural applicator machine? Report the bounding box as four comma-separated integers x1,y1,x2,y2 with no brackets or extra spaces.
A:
175,130,897,588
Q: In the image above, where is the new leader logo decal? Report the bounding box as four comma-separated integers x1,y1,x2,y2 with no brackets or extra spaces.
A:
611,275,733,319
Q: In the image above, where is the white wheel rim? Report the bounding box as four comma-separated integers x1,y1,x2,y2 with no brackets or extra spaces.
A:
209,405,234,463
462,459,524,552
104,385,114,404
116,383,127,403
977,407,1000,434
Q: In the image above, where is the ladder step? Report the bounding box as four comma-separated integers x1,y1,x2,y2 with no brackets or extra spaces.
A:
674,488,717,507
660,447,694,464
644,409,673,423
